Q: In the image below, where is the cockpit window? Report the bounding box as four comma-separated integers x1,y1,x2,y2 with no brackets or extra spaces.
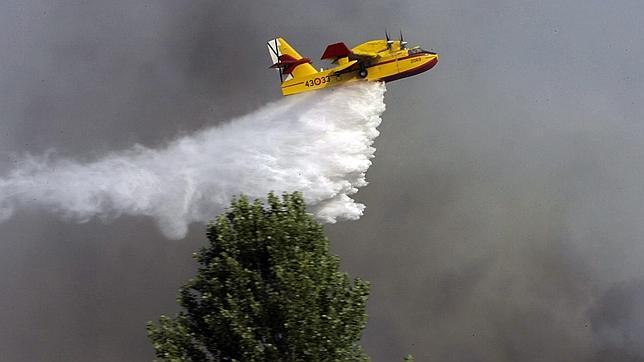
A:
409,48,437,55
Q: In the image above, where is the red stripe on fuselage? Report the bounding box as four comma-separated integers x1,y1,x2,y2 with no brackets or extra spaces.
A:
282,81,305,88
380,56,438,82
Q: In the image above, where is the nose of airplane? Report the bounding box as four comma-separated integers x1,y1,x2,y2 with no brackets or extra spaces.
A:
426,53,439,70
425,51,438,61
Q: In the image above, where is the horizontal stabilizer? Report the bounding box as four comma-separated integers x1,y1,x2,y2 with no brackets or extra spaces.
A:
321,42,353,60
267,37,317,82
270,54,313,75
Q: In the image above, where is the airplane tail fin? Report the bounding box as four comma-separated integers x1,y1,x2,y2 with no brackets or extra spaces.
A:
267,37,318,82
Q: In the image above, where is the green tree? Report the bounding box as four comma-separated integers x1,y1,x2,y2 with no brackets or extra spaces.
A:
147,192,370,361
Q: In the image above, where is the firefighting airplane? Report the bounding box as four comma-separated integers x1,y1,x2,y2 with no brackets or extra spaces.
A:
267,32,438,96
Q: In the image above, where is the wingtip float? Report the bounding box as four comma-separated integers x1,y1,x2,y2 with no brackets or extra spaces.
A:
267,32,438,96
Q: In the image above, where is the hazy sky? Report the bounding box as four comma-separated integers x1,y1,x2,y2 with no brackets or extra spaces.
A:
2,0,644,361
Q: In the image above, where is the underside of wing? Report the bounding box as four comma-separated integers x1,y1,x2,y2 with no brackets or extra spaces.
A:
329,59,359,75
321,42,353,60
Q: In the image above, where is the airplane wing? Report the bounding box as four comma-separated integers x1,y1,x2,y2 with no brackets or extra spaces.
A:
321,42,352,60
351,49,379,59
351,40,388,59
322,42,380,61
322,41,383,63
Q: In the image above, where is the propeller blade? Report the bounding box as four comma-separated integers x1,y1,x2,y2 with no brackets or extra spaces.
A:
399,29,408,49
385,29,394,48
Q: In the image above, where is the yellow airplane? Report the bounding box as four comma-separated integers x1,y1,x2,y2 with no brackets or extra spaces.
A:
267,32,438,96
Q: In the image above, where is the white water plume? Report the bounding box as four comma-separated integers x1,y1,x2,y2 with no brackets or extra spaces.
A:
0,82,386,239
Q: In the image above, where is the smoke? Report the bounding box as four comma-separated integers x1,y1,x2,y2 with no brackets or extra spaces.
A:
0,82,385,239
589,280,644,361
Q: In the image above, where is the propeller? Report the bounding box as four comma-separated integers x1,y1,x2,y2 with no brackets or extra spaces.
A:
399,30,408,49
385,29,394,48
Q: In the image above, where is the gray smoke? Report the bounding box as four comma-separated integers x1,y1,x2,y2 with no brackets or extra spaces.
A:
2,0,644,361
590,280,644,361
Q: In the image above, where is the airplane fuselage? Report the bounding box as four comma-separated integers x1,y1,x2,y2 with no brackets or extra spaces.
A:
280,48,438,96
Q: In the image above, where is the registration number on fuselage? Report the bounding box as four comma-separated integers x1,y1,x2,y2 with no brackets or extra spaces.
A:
304,75,332,87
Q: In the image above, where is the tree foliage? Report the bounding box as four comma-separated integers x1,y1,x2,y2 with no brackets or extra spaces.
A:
147,192,370,361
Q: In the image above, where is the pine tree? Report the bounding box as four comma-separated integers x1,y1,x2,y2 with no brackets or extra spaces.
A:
147,192,370,361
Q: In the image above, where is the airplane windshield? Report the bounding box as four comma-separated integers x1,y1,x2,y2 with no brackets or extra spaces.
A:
409,48,436,55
